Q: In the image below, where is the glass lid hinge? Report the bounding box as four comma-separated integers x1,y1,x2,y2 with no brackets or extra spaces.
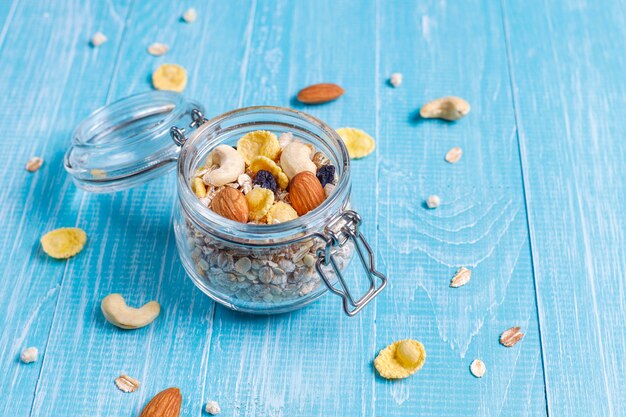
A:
170,109,208,146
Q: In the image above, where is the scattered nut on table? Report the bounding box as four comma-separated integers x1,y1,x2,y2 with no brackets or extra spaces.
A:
140,387,181,417
205,400,221,415
182,8,198,23
426,195,440,209
90,32,107,47
20,347,39,364
389,72,403,87
470,359,486,378
420,96,470,121
100,293,160,330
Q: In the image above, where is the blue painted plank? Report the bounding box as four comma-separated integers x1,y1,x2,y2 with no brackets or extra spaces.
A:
374,1,547,415
502,0,626,415
0,1,132,415
26,1,255,416
201,0,381,415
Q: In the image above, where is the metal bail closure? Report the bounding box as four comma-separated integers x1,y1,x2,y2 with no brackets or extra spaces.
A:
170,108,208,146
315,210,387,316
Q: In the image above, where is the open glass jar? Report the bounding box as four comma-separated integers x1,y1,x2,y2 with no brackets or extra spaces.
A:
65,91,386,315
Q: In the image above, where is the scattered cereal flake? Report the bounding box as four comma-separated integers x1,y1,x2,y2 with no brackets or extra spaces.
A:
267,202,298,224
278,132,294,149
205,400,221,415
237,130,281,165
336,127,375,159
426,195,440,209
114,374,140,393
192,177,207,198
182,8,198,23
450,267,471,288
245,187,275,220
152,63,188,92
470,359,486,378
147,42,169,56
20,347,38,364
374,339,426,379
445,146,463,163
40,227,87,259
25,156,43,172
389,72,403,87
499,326,525,347
249,156,289,189
90,32,107,47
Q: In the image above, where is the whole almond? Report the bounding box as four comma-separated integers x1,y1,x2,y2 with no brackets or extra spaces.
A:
289,171,325,215
140,387,182,417
296,83,344,104
211,187,249,223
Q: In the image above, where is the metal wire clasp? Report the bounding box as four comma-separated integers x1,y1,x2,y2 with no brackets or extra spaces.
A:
170,109,208,146
315,210,387,316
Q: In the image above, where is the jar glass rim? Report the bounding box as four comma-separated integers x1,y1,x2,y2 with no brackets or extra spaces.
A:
176,105,352,244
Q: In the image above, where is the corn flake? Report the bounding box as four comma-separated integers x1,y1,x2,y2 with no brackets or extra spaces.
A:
336,127,375,159
237,130,281,165
267,202,298,224
374,339,426,379
40,227,87,259
192,177,207,198
245,188,275,220
152,63,187,92
249,156,289,189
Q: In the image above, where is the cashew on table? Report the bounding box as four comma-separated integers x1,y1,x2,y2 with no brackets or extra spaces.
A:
101,293,161,330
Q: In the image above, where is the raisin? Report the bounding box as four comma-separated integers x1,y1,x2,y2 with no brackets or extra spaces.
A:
316,165,336,187
253,170,277,193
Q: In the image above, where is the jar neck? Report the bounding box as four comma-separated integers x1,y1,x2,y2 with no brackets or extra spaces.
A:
176,106,352,246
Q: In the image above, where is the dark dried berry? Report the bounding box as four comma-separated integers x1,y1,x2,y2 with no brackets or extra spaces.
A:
253,170,277,193
316,165,336,187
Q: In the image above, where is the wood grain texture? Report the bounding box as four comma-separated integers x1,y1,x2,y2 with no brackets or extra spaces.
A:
502,0,626,415
201,1,381,415
374,1,546,415
2,0,625,416
0,1,132,415
26,1,256,416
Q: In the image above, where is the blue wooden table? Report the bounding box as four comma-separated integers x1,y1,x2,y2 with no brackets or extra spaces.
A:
2,0,625,415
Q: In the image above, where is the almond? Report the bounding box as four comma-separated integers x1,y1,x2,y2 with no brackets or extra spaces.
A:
140,387,182,417
296,83,344,104
289,171,325,215
211,187,249,223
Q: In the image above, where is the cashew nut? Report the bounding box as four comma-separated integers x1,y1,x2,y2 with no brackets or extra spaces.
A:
279,141,316,179
205,145,245,186
101,293,160,330
420,96,470,121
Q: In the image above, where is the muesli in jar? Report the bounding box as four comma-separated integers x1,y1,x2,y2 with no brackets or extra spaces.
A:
185,129,350,304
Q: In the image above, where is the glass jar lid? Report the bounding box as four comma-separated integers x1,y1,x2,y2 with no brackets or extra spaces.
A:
64,91,203,193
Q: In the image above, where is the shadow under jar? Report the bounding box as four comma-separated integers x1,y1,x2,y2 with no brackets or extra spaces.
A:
65,91,386,315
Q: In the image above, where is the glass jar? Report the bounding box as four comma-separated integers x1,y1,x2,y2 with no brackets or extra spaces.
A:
65,91,387,315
